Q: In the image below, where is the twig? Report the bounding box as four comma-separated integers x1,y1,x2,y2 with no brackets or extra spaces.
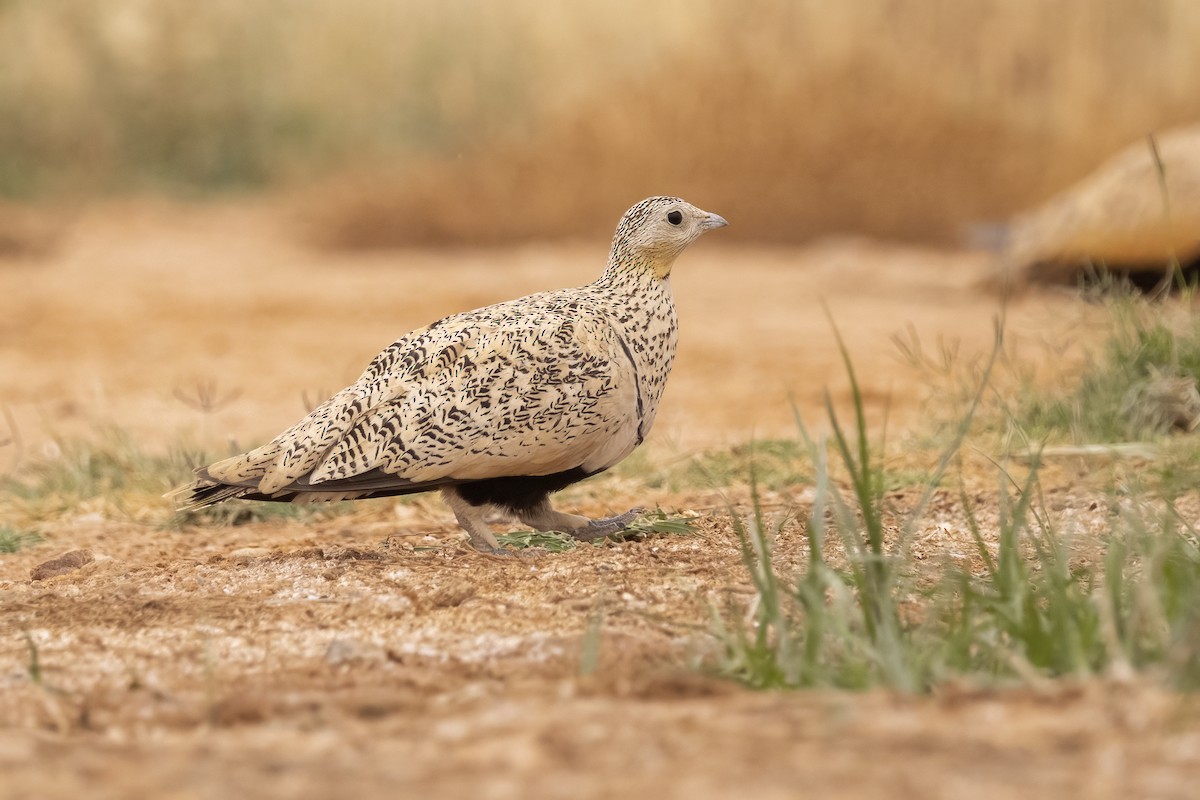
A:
1011,443,1159,461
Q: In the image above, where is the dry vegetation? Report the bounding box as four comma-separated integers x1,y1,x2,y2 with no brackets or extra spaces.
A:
4,1,1200,246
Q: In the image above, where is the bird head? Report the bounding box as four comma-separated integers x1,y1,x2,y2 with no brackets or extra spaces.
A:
607,196,728,279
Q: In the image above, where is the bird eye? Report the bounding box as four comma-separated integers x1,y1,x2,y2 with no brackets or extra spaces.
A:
667,210,683,225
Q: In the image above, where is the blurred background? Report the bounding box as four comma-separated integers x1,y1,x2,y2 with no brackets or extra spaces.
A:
3,0,1200,451
3,0,1200,248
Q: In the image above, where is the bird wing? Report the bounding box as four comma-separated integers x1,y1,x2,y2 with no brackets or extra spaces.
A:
202,296,641,496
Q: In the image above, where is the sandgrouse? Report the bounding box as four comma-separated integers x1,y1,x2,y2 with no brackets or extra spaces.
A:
175,197,727,552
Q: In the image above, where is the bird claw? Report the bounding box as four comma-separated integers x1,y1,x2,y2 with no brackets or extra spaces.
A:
571,508,647,542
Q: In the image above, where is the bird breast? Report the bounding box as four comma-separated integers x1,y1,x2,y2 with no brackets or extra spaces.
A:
597,277,679,443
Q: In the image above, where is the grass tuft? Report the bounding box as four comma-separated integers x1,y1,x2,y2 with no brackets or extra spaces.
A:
1017,296,1200,443
23,631,42,684
497,509,695,552
713,313,1200,692
619,509,697,539
494,530,577,553
936,461,1200,688
0,526,43,553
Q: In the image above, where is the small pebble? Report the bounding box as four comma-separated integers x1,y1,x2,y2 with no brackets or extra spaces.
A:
228,547,272,562
30,549,94,582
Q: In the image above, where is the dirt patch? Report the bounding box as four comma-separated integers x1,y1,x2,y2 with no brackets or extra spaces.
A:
3,482,1200,798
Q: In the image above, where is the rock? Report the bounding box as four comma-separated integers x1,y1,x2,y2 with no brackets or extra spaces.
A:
30,549,95,581
428,579,476,608
992,124,1200,288
324,637,383,665
228,547,272,563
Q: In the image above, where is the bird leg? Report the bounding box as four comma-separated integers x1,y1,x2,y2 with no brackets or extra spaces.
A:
442,489,647,552
516,499,646,542
441,488,504,553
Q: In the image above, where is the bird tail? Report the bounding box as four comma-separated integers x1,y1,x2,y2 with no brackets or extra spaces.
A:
165,478,258,510
164,436,296,510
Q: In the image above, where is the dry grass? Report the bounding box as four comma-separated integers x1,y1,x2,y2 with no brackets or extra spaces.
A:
308,0,1200,247
4,1,1200,244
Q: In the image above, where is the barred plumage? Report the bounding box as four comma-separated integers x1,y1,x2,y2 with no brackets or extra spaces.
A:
172,196,727,551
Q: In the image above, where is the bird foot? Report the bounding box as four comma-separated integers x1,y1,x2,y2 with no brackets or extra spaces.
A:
569,508,647,542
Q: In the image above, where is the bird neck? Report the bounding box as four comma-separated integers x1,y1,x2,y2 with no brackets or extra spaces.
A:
598,253,675,288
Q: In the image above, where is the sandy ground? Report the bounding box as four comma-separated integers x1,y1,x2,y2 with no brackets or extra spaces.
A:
0,199,1093,455
3,200,1198,798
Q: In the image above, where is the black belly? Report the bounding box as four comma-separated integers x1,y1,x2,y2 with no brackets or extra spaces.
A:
455,467,592,511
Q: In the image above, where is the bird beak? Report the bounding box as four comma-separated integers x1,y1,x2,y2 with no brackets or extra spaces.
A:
701,211,729,230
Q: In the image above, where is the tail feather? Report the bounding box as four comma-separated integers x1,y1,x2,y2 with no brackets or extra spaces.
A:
167,480,257,510
166,466,460,512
